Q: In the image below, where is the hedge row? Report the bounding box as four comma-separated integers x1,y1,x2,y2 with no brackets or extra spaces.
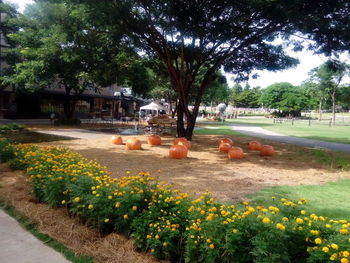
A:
0,139,349,263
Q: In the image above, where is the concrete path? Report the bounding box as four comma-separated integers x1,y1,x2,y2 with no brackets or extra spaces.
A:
0,210,71,263
35,128,113,140
230,124,350,153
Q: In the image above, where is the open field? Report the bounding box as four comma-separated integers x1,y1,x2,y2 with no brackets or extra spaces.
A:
222,117,350,144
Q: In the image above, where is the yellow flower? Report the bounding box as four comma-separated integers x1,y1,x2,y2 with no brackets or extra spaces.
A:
343,251,350,257
262,217,270,224
276,223,286,231
331,243,339,250
163,242,167,247
73,197,80,203
146,235,152,239
123,214,128,219
296,218,304,224
209,244,214,249
314,238,322,245
88,204,94,209
115,202,120,208
310,230,319,235
155,234,159,239
341,258,349,263
61,200,66,205
340,229,349,234
108,195,113,200
104,218,109,223
132,206,137,211
206,239,211,243
322,247,329,253
232,229,238,233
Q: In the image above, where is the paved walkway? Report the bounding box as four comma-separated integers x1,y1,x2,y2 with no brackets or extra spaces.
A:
0,210,71,263
230,124,350,153
36,128,113,139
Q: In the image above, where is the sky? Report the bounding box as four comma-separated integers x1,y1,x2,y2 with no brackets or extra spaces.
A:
5,0,350,89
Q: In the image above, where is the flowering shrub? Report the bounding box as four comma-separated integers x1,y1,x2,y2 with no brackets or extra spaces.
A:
1,142,350,263
0,139,14,162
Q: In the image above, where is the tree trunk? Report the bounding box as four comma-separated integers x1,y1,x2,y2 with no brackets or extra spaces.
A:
331,92,336,125
318,98,323,121
176,101,186,137
63,95,77,119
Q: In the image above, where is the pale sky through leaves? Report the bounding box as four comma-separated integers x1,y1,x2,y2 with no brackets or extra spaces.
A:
5,0,350,89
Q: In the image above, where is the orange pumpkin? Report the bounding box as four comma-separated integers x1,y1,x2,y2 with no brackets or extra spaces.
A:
219,142,232,153
169,144,188,159
126,138,142,150
228,147,244,159
248,141,262,151
260,145,275,156
218,138,233,146
174,137,192,149
111,135,123,145
147,135,162,146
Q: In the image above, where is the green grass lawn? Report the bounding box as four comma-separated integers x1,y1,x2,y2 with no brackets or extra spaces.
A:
194,126,243,136
249,180,350,220
224,118,350,144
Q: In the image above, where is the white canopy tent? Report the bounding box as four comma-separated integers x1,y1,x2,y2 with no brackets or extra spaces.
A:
139,102,167,117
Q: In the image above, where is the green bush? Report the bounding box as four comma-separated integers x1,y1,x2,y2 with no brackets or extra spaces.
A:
0,139,14,163
0,123,25,131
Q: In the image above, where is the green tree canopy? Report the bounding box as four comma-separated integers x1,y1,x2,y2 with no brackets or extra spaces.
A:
260,82,310,116
70,0,350,139
308,60,349,123
1,1,150,118
229,85,262,108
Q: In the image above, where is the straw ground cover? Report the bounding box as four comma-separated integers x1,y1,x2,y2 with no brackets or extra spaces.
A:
1,140,350,262
1,128,350,262
0,163,163,263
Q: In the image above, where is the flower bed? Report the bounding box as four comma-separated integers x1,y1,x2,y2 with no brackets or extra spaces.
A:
1,139,350,263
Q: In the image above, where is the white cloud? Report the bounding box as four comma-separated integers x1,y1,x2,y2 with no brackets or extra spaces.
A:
226,50,350,89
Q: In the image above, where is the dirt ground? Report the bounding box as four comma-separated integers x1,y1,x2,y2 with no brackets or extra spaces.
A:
1,133,349,262
40,134,350,201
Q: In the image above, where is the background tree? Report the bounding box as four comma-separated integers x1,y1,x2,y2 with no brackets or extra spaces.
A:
75,0,350,139
260,82,310,117
1,1,150,119
308,60,349,124
301,81,328,120
0,1,19,81
196,71,229,106
338,86,350,111
231,85,262,108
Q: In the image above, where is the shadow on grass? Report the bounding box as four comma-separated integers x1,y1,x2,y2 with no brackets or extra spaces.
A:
0,130,74,144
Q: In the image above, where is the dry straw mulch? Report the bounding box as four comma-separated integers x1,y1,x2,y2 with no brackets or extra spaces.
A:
0,164,163,263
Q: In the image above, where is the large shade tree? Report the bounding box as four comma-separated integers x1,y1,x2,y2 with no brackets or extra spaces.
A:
76,0,350,139
2,1,150,119
0,1,19,79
